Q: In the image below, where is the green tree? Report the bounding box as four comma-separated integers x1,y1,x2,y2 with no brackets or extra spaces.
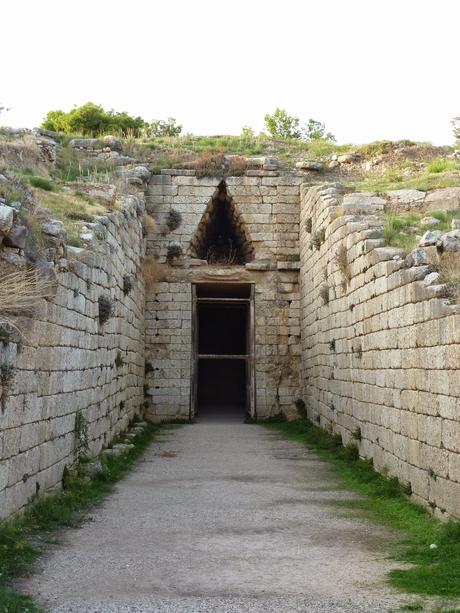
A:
303,118,336,142
150,117,182,137
264,108,302,139
65,103,111,136
42,109,69,133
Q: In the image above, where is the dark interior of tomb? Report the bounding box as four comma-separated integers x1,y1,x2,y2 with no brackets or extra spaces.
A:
193,182,254,265
195,287,250,421
197,359,246,420
198,303,248,355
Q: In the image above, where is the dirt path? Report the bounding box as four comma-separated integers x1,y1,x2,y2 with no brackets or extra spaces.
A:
19,423,408,612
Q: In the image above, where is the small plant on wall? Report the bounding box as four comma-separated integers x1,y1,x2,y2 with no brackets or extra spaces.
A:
312,228,326,250
334,244,351,290
0,362,15,412
98,295,114,324
166,242,183,263
319,284,330,305
74,409,89,460
294,398,307,418
123,275,134,295
166,209,182,232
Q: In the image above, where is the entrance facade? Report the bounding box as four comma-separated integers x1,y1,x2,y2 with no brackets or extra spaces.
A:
144,172,302,422
190,283,255,421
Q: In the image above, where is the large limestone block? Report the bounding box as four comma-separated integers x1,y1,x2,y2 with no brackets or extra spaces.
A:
442,420,460,453
0,204,14,233
425,187,460,211
342,193,386,214
386,189,426,206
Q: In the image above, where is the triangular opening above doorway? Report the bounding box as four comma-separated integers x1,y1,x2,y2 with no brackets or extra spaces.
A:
190,181,254,265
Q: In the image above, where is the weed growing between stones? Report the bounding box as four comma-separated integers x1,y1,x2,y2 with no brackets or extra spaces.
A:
144,361,154,375
142,213,157,236
334,243,351,290
0,361,15,413
98,294,114,324
122,275,134,295
0,422,163,612
114,351,124,369
319,284,330,305
74,409,89,460
312,228,326,250
261,417,460,600
166,242,183,262
294,398,307,418
165,209,182,232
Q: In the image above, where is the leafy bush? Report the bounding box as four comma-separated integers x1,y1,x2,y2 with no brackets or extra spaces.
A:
42,102,148,137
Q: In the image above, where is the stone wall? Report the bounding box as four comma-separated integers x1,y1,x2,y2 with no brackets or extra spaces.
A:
144,170,302,421
300,184,460,517
0,195,146,519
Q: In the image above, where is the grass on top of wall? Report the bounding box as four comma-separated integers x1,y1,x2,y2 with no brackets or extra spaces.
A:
0,422,164,613
347,168,460,193
261,418,460,603
383,210,460,252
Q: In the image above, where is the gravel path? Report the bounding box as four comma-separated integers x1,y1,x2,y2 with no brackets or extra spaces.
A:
19,422,407,612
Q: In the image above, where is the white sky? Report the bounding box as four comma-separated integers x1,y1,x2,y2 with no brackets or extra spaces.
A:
2,0,460,145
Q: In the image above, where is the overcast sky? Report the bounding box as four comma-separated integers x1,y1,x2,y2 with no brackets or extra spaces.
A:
2,0,460,145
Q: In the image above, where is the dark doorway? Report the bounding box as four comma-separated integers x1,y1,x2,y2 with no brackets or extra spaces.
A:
191,284,255,422
197,359,246,415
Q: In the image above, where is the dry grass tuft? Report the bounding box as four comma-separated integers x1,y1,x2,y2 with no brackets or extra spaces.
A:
334,244,351,290
194,151,248,178
0,135,50,176
438,252,460,303
194,150,226,178
142,257,164,291
227,155,248,176
0,266,55,322
142,213,157,236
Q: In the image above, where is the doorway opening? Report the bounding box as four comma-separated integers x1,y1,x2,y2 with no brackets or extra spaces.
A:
191,283,255,422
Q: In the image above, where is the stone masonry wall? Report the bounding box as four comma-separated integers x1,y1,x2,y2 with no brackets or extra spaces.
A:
300,184,460,517
144,170,302,421
0,195,146,519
